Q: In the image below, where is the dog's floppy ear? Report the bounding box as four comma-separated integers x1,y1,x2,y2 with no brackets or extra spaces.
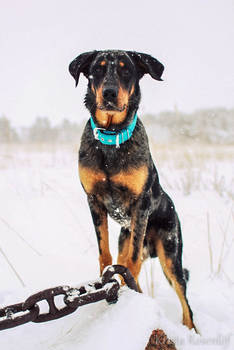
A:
69,51,98,87
127,51,164,81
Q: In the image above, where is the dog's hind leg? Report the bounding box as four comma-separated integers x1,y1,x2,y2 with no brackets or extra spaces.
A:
155,234,196,331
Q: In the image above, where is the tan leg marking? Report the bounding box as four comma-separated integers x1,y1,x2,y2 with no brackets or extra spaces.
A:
156,239,195,330
98,212,112,274
117,234,131,286
119,210,148,289
97,209,112,274
117,233,143,288
126,231,144,282
117,235,131,266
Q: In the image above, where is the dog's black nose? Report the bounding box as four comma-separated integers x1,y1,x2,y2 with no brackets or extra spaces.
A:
102,86,118,101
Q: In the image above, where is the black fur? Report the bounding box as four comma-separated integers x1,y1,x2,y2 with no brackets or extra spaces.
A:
69,50,196,330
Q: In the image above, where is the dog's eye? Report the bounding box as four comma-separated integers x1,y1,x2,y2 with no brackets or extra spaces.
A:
93,66,104,75
122,68,130,77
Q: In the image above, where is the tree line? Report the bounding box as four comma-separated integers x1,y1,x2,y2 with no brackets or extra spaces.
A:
0,108,233,144
0,117,83,144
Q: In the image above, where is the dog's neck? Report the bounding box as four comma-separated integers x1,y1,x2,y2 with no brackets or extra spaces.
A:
90,113,138,148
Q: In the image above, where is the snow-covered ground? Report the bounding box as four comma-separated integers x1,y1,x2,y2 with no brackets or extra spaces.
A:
0,143,233,349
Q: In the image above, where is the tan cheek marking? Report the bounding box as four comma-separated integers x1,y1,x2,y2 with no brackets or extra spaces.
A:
95,85,116,127
111,165,148,196
95,86,131,126
79,165,106,194
117,86,129,107
106,86,128,125
91,83,96,94
96,84,103,106
130,85,134,96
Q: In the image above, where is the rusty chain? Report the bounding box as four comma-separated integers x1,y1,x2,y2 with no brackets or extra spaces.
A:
0,265,138,331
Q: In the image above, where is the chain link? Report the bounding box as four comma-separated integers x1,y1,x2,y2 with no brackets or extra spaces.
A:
0,265,138,331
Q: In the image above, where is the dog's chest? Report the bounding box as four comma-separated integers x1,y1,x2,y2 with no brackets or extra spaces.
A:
102,192,131,228
79,163,148,227
79,164,148,197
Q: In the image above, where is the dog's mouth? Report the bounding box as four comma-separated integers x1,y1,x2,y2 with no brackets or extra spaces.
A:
97,103,126,112
95,101,128,129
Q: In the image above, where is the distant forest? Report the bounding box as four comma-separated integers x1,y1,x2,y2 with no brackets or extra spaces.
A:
0,108,233,144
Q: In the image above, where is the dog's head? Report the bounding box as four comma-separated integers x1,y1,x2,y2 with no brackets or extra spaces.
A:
69,50,164,129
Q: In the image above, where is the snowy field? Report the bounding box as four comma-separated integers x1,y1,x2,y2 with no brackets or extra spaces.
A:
0,142,233,349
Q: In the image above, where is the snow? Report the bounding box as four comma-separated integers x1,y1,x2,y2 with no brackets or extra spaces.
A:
65,288,80,303
0,144,233,349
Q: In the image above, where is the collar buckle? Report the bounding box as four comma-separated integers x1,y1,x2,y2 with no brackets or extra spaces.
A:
93,127,105,140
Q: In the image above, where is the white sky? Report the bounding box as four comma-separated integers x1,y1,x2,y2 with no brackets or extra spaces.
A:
0,0,234,126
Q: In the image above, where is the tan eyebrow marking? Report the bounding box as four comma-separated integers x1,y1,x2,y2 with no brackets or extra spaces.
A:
119,61,125,67
100,60,106,66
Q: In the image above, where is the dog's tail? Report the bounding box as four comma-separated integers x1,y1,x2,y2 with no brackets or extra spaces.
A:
183,268,190,283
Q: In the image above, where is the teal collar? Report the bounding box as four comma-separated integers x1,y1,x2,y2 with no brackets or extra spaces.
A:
90,113,137,148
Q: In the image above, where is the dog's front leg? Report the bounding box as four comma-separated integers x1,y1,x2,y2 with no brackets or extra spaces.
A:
119,200,149,287
88,195,112,275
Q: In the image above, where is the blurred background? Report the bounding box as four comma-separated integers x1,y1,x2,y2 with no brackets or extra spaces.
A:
0,0,234,158
0,0,234,127
0,0,233,314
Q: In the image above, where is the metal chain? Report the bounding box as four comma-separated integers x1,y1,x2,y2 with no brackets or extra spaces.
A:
0,265,138,331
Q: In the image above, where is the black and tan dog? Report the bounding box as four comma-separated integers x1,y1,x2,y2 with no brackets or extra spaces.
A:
69,50,196,330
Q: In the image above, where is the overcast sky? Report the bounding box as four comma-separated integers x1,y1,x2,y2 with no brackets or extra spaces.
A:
0,0,234,126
